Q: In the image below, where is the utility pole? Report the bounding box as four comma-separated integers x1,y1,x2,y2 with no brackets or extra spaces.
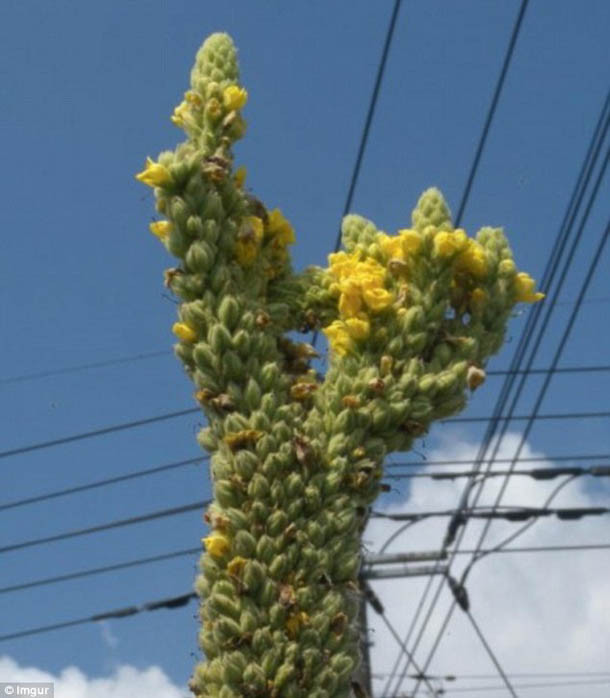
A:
353,578,374,698
354,550,449,698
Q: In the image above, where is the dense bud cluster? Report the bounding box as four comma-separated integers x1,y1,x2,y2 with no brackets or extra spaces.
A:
137,32,543,698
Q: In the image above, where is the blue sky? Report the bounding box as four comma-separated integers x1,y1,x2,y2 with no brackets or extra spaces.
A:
1,0,609,693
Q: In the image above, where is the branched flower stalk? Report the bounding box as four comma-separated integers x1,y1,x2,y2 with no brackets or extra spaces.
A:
136,33,544,698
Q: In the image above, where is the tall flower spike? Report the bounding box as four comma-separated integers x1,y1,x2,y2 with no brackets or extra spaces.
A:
138,32,544,698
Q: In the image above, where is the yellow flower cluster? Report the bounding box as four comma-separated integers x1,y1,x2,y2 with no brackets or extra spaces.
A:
434,229,488,279
323,252,394,356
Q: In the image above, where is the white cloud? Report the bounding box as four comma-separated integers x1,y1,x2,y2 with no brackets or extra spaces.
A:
365,431,610,697
0,657,185,698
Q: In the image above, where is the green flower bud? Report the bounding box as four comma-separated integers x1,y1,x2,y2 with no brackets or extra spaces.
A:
273,663,297,692
243,663,266,692
218,295,240,331
243,560,265,592
223,652,247,684
215,479,241,507
268,554,288,580
209,593,241,619
222,350,244,381
213,616,242,643
186,239,214,272
233,529,257,557
247,473,270,500
255,535,275,565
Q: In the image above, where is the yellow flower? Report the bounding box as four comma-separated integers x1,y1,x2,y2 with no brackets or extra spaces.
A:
338,280,362,317
202,533,231,558
328,251,355,280
357,259,386,284
172,322,197,343
362,286,393,312
223,85,248,111
135,157,173,188
514,272,545,303
234,166,247,188
323,321,353,357
378,233,406,261
266,208,295,245
456,240,488,278
398,228,422,254
345,316,370,340
171,101,192,128
149,220,172,240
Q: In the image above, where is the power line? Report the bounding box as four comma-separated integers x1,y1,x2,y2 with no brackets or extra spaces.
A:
413,175,610,691
0,407,200,461
0,547,201,595
362,581,440,697
2,345,607,392
312,0,402,348
374,671,610,681
430,676,610,693
446,409,610,424
465,154,610,563
0,500,209,554
403,89,610,698
3,405,607,465
4,450,603,515
453,0,529,227
461,608,518,698
377,677,610,694
0,456,206,512
409,474,584,697
456,542,610,555
371,504,610,523
386,452,610,469
0,349,171,386
0,591,197,643
337,0,401,225
486,363,610,376
4,537,609,598
385,464,610,480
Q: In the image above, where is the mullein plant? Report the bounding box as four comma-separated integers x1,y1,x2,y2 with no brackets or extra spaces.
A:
136,33,543,698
